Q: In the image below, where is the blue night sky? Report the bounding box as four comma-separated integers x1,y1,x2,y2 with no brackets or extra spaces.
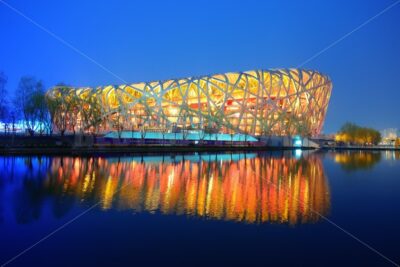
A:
1,0,399,133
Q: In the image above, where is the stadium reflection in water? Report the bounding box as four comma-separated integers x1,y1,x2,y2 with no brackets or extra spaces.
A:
28,152,329,225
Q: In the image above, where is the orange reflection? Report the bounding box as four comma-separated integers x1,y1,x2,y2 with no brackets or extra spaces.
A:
333,151,381,171
47,153,330,224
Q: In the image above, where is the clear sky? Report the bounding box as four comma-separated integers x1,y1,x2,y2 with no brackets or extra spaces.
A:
1,0,399,133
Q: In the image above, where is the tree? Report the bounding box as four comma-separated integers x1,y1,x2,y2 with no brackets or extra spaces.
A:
45,94,59,135
139,124,147,144
369,128,381,145
110,106,126,140
336,122,381,145
395,138,400,148
14,76,45,136
198,126,206,145
160,119,170,146
0,72,9,133
67,94,80,135
46,84,84,136
32,89,51,135
80,94,103,136
46,85,70,136
181,110,190,141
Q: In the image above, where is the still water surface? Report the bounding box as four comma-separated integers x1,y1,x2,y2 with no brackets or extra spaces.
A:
0,150,399,266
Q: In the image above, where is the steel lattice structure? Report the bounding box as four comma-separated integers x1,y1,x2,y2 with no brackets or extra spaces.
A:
48,68,332,136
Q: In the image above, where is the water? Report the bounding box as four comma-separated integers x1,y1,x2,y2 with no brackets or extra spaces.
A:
0,150,399,266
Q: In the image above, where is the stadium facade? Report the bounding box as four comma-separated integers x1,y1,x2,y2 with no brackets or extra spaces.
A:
47,69,332,139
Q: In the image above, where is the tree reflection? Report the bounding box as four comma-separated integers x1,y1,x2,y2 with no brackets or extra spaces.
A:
333,151,382,171
1,157,52,224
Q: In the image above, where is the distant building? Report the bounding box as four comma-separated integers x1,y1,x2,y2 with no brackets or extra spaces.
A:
381,128,398,145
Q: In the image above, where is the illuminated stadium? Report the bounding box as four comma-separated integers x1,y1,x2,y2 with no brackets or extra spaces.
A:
47,69,332,141
45,152,330,224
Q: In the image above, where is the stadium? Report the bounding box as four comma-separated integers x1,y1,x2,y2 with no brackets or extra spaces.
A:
47,68,332,144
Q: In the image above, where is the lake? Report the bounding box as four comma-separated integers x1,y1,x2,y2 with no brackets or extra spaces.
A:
0,150,399,266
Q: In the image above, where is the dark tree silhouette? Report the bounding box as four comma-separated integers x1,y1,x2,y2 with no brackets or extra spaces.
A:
14,76,46,135
0,71,9,133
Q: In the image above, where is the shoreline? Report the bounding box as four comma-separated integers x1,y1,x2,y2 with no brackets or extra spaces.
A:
0,145,399,156
0,145,306,156
321,146,400,151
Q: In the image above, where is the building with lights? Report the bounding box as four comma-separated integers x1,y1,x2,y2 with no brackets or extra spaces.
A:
47,69,332,141
380,128,398,146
